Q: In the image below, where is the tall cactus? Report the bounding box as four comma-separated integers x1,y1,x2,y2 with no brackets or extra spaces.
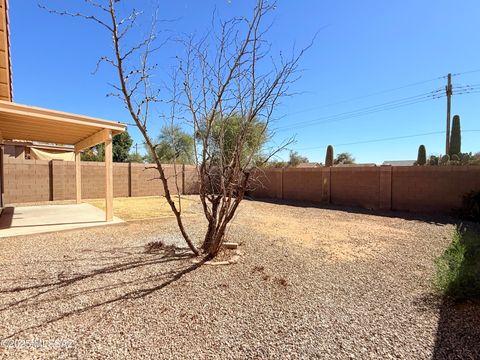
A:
325,145,334,167
417,145,426,165
449,115,461,156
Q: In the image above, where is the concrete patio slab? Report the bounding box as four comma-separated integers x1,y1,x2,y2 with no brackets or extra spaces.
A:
0,203,124,238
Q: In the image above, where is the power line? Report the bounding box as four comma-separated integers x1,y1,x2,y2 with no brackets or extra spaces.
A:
282,69,480,120
276,81,480,133
285,75,446,117
455,90,480,96
451,68,480,77
276,89,445,132
284,68,480,118
290,130,480,151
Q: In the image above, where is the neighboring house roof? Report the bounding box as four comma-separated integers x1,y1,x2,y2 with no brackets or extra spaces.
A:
3,140,74,151
0,0,12,101
382,160,416,166
297,162,322,168
334,163,377,167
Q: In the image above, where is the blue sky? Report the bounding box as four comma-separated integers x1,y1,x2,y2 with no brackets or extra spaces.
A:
9,0,480,164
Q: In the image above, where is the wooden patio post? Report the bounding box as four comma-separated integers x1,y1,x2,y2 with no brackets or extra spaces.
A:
75,151,82,204
105,130,113,221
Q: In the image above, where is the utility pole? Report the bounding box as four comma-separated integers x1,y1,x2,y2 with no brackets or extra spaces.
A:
445,73,452,155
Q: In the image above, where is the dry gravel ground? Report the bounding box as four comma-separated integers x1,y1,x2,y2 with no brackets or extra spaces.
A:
1,198,479,359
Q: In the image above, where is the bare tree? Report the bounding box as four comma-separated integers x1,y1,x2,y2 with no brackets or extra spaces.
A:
44,0,309,259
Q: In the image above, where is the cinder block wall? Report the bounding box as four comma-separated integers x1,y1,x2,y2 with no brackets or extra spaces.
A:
283,168,325,203
331,167,380,209
251,166,480,214
250,169,283,199
3,157,51,203
3,158,200,204
6,159,480,215
391,166,480,212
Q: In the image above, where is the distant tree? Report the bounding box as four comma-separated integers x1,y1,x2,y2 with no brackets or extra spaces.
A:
449,115,461,156
127,153,145,163
111,131,134,162
334,152,355,165
288,151,309,167
81,147,99,162
146,126,194,164
325,145,334,167
196,114,267,167
264,159,287,168
417,145,427,165
470,152,480,166
82,131,133,162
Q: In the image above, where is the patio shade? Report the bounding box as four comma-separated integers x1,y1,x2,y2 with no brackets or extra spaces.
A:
0,100,127,222
30,147,75,161
0,100,125,145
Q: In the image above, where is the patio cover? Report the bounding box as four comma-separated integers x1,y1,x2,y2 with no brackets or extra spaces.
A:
0,100,127,221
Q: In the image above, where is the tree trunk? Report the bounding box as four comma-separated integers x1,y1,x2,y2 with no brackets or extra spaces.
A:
202,219,217,254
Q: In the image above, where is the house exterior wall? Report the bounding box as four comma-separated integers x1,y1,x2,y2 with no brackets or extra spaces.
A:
0,0,12,101
3,144,24,159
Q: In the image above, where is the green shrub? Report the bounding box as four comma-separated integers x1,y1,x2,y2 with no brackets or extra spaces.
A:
434,226,480,300
461,191,480,223
451,154,460,162
440,154,450,165
461,153,471,165
428,155,439,166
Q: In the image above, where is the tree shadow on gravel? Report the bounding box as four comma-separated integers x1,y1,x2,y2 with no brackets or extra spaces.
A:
0,246,206,340
432,297,480,359
246,197,455,226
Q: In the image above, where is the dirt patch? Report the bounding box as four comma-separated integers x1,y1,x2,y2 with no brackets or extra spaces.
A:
234,201,414,263
87,195,200,221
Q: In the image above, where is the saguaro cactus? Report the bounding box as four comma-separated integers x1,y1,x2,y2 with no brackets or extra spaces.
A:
417,145,426,165
449,115,461,156
325,145,334,167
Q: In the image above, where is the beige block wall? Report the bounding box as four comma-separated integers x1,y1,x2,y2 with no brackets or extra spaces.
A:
392,166,480,212
3,157,51,203
283,168,325,203
250,166,480,214
5,159,480,215
330,167,380,209
3,159,200,204
250,169,283,199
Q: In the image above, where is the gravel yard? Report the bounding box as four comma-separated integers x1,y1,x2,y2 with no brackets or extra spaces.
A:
1,198,479,359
